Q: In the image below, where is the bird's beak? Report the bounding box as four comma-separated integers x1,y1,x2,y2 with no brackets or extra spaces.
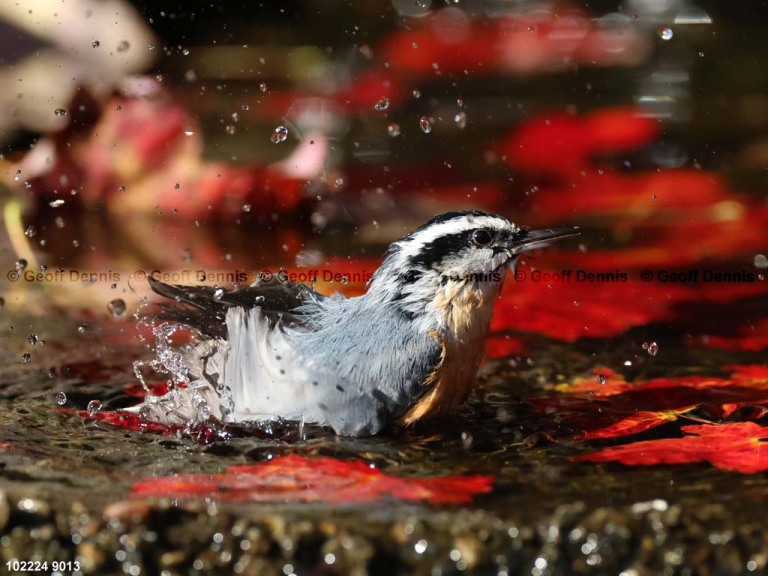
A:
507,226,580,254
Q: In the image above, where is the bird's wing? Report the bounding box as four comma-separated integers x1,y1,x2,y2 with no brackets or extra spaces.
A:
146,276,325,339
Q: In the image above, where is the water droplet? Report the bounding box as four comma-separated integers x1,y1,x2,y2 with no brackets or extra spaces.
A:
213,288,225,301
21,352,32,363
225,125,236,135
54,108,67,117
387,123,401,137
334,178,344,189
658,27,673,41
271,125,288,143
117,40,130,52
454,111,467,129
24,225,36,238
115,105,122,111
108,299,126,317
15,259,27,273
596,374,606,385
647,342,659,356
86,399,102,416
461,431,473,449
118,185,126,193
27,333,38,346
374,97,390,111
242,204,252,212
77,323,87,335
419,116,432,133
49,199,65,207
92,40,100,48
181,48,190,56
573,300,580,307
24,181,32,189
259,82,268,93
754,254,768,269
56,391,67,405
698,51,704,57
412,89,421,99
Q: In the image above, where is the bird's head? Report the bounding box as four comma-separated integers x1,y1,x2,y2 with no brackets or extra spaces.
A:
367,211,578,329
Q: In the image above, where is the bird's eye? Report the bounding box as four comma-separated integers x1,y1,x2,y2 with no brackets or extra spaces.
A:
471,229,494,247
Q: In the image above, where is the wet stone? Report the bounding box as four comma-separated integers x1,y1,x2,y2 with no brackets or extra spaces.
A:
0,489,9,531
102,500,150,525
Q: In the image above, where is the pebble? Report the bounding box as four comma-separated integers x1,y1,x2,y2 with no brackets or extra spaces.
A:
102,500,150,524
0,489,9,531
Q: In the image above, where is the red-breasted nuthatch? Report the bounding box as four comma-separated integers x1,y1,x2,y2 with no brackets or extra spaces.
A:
132,211,578,436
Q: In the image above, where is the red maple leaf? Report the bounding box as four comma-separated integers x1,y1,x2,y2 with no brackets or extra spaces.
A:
504,107,659,177
582,405,699,440
130,454,493,504
555,365,768,398
491,277,690,341
575,422,768,474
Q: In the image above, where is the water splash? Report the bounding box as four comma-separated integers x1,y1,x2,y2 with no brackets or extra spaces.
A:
387,123,401,137
271,126,289,143
108,299,126,317
86,400,102,416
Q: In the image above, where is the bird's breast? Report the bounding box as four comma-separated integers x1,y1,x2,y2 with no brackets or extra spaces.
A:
398,279,499,424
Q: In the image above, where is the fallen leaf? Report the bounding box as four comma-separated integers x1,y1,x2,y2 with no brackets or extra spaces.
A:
575,422,768,474
130,454,493,504
504,108,659,177
583,405,699,440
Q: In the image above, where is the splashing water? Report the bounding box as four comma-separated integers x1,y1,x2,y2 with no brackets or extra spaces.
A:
87,400,102,416
108,299,126,317
387,123,401,137
129,320,225,432
271,126,289,143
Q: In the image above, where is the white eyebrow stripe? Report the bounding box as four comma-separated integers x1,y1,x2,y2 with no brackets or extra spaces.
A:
396,215,515,261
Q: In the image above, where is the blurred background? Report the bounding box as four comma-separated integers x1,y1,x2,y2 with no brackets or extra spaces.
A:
1,0,767,314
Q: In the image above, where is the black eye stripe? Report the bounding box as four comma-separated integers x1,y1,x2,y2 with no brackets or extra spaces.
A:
407,228,500,269
407,230,474,269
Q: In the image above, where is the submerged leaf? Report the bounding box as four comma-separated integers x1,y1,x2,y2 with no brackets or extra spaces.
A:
575,422,768,474
131,454,493,504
